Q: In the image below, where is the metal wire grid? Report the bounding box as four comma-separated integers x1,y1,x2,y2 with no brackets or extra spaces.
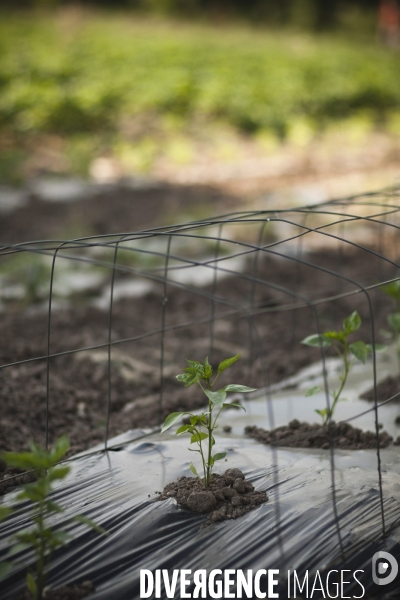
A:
1,185,400,566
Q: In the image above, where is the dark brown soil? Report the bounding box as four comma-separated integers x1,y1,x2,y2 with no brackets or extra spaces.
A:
0,182,239,245
157,468,267,526
14,580,94,600
245,419,393,450
360,374,400,403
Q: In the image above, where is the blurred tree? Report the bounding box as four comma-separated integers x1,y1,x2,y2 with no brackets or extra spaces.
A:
0,0,381,32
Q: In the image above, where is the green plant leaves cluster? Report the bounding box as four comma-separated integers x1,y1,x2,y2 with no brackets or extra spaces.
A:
302,311,385,365
0,436,105,600
301,311,386,425
161,355,256,487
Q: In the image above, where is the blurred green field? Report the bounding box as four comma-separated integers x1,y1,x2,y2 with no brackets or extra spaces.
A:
1,10,399,182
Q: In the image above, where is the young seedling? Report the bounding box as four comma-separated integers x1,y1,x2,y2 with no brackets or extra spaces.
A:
380,280,400,371
1,436,105,600
161,354,256,487
301,311,385,425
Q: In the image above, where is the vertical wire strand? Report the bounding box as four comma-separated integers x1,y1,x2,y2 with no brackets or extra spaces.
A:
159,235,172,424
105,238,122,450
209,223,223,364
45,245,64,449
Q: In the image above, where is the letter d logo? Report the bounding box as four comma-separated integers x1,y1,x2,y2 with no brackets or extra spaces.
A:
372,551,398,586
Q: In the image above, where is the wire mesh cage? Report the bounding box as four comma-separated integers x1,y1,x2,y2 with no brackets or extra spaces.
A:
1,186,400,598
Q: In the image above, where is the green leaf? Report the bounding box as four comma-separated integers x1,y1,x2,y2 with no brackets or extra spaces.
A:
0,561,12,581
315,408,329,419
222,401,246,411
306,385,321,397
47,531,70,548
73,515,106,534
349,341,368,364
8,542,32,556
381,281,400,300
0,506,12,522
323,330,345,343
217,354,240,375
183,372,201,387
16,486,43,504
16,531,38,545
203,356,213,380
208,456,215,467
176,373,190,383
365,343,387,353
190,432,208,444
50,435,70,463
301,334,332,348
204,389,227,407
48,466,70,482
45,500,64,514
224,384,257,393
161,412,187,433
343,310,361,335
213,452,227,461
185,360,204,376
190,415,199,426
388,313,400,333
1,451,37,471
27,572,37,595
176,424,192,435
189,462,200,478
184,366,200,375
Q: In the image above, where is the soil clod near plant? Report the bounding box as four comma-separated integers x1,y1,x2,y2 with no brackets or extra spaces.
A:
14,580,95,600
360,374,400,403
157,468,267,526
245,419,393,450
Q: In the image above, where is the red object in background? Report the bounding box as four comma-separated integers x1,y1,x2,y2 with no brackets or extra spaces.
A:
379,0,400,45
379,0,400,31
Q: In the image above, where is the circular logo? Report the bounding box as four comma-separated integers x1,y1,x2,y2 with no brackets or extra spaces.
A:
372,551,398,586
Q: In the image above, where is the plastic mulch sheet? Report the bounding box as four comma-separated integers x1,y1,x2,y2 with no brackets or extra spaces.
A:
1,356,400,599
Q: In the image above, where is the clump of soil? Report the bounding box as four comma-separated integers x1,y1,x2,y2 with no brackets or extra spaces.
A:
157,468,267,526
360,374,400,403
245,419,393,450
15,581,95,600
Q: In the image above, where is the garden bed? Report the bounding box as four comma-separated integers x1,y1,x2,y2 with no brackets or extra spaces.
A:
0,241,396,492
2,192,400,599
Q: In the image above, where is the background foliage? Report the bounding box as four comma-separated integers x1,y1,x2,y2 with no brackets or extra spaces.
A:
0,0,380,30
0,2,398,182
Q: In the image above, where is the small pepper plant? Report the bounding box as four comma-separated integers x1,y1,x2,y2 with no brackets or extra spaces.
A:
161,354,256,487
301,310,385,425
0,435,105,600
380,280,400,371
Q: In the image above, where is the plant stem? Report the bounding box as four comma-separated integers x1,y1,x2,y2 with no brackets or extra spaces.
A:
206,405,213,487
196,434,207,483
325,345,350,425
